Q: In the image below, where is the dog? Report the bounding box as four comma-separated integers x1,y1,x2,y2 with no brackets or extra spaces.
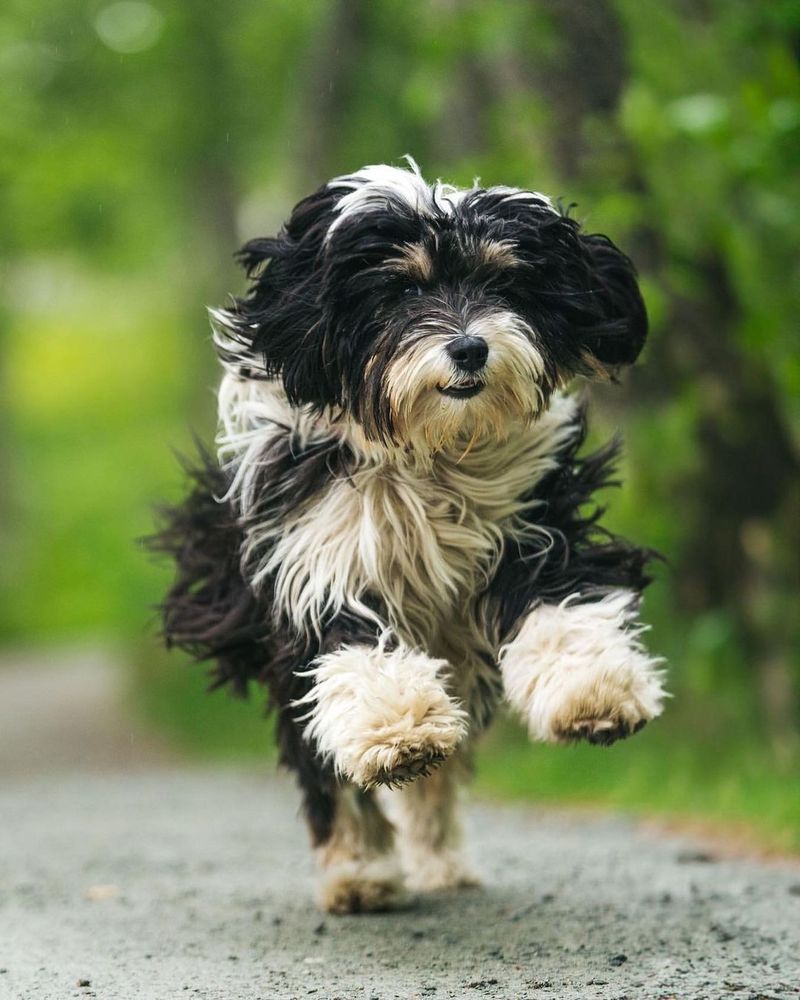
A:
154,158,666,914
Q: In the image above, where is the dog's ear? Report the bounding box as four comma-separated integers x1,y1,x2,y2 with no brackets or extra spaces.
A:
237,184,341,279
466,191,647,377
576,233,648,371
210,185,342,406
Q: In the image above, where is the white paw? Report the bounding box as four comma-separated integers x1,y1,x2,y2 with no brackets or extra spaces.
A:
500,592,667,746
543,666,663,745
404,851,482,893
318,857,406,914
346,730,461,789
297,641,468,788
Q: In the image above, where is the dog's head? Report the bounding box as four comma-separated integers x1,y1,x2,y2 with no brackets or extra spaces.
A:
212,159,646,451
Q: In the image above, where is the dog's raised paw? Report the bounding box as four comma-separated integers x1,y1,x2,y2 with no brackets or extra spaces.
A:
559,715,647,747
500,591,667,746
351,723,462,788
368,745,449,788
299,643,468,788
547,681,656,747
522,646,665,747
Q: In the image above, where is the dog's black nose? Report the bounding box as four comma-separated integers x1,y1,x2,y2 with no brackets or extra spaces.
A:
446,335,488,372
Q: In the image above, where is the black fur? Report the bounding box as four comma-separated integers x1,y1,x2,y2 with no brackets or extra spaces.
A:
219,184,647,442
484,403,658,644
152,439,386,845
153,164,657,853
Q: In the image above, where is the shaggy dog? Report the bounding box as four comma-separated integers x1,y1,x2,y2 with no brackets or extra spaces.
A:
155,159,666,913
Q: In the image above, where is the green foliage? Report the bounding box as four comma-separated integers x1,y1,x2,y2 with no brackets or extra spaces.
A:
1,0,798,847
618,0,800,427
132,642,275,760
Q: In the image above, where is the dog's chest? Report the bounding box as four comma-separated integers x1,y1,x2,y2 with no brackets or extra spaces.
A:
264,393,580,644
270,458,505,642
347,463,503,630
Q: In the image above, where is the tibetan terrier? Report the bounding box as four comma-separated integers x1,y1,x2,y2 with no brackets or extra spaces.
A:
154,159,666,913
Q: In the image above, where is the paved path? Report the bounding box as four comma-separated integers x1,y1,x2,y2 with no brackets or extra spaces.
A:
1,649,798,999
2,768,799,1000
0,645,170,777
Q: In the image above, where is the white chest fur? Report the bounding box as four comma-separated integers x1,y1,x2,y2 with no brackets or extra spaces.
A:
268,447,505,643
218,377,581,648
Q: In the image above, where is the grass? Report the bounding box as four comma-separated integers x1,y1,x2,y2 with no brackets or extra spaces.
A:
1,270,206,642
474,715,800,854
132,642,276,761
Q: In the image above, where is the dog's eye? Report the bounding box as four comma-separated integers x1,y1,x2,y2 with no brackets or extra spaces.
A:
400,284,423,297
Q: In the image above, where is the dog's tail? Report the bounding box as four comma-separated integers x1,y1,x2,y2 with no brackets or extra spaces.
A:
147,446,271,696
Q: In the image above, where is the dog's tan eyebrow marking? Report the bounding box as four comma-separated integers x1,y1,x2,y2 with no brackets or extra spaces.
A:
388,243,433,282
475,239,519,268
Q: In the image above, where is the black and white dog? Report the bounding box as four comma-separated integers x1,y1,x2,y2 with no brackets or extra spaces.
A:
156,159,666,913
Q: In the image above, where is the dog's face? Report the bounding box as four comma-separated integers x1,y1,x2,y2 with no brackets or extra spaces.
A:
213,161,647,450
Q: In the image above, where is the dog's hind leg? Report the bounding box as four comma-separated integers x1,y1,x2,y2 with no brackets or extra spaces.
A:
378,750,480,892
315,784,405,914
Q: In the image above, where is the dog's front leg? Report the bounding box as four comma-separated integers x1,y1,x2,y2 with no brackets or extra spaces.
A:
499,591,666,745
297,637,468,788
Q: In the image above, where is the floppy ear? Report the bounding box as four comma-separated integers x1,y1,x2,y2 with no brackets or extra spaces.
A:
210,184,342,406
577,233,648,370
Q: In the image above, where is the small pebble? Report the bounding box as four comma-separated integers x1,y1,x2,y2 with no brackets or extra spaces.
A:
84,884,120,901
676,849,715,864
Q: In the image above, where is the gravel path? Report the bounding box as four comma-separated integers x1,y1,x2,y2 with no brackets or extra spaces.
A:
2,768,799,1000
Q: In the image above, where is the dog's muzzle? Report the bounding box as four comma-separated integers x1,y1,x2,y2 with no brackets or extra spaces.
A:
446,335,488,373
438,335,488,398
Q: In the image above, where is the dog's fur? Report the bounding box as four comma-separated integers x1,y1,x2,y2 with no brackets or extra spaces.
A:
153,159,666,913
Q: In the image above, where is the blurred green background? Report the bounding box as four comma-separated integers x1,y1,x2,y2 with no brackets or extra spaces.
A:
1,0,798,846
